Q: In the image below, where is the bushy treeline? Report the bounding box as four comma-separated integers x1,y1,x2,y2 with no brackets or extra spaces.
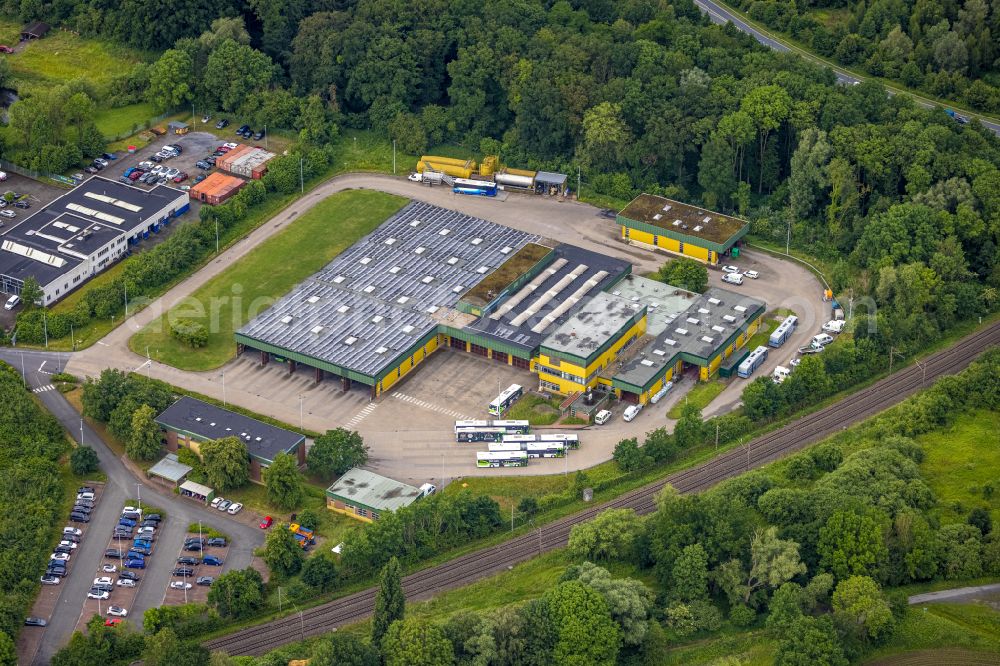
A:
0,362,70,645
597,349,1000,664
340,491,504,578
15,146,334,345
734,0,1000,113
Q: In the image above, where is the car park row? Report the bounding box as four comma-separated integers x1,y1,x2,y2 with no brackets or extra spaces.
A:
164,530,230,604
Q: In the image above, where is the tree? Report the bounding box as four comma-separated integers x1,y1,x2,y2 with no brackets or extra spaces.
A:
388,112,427,155
570,563,654,646
744,527,807,603
818,510,888,581
766,582,805,633
655,258,709,293
544,581,621,665
672,544,710,602
307,428,369,479
381,617,454,665
310,632,379,666
200,436,249,492
0,632,15,666
580,102,631,168
372,557,405,646
774,615,848,666
673,402,706,449
968,507,993,535
147,49,194,111
832,576,895,643
127,404,162,461
264,451,302,510
443,612,497,665
301,554,339,592
613,437,650,472
142,627,209,666
568,508,642,561
788,128,832,219
203,39,274,112
207,568,265,619
20,277,42,308
70,445,100,475
517,497,539,518
263,526,303,578
740,85,792,192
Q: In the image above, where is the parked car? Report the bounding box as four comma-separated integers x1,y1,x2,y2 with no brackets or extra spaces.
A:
63,526,82,537
149,154,163,163
124,558,145,569
101,563,118,574
170,581,192,590
721,272,743,285
743,270,759,279
173,172,188,183
195,160,211,170
164,167,179,179
0,210,17,219
93,158,108,169
87,589,110,600
4,295,21,310
102,152,117,161
822,320,846,334
207,537,227,547
75,499,94,508
69,513,90,523
54,546,73,556
128,171,143,181
78,491,95,500
105,618,122,627
217,499,232,512
105,547,126,558
260,516,273,529
623,404,643,422
202,555,223,566
40,575,60,585
227,502,243,515
107,606,128,617
24,617,47,627
58,540,78,550
196,576,214,586
211,497,225,509
130,545,151,556
50,552,70,562
253,129,265,140
193,173,207,183
177,556,199,566
45,567,66,577
236,124,251,135
185,536,205,545
93,577,113,590
137,526,156,536
84,166,99,174
721,265,740,273
172,568,195,577
216,119,229,129
811,333,835,347
205,156,217,165
184,542,203,552
0,46,13,54
201,114,212,123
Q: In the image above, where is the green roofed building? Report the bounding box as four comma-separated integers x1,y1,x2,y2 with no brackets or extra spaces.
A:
617,194,749,265
326,468,423,523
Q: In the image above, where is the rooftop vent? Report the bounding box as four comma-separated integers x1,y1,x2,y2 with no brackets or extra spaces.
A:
640,359,655,367
447,257,459,265
363,285,376,294
662,204,672,212
195,417,202,422
344,336,358,345
280,315,293,324
360,256,372,265
471,238,484,245
311,325,325,335
371,315,384,324
686,317,700,325
703,216,712,223
397,296,410,304
653,349,666,356
698,308,710,314
673,220,682,226
439,228,451,236
712,325,725,333
426,305,439,314
452,285,464,293
375,346,388,354
421,275,435,284
410,219,421,227
723,314,736,323
653,213,662,221
389,266,402,274
612,290,621,296
307,295,321,303
401,324,415,334
701,335,714,343
336,305,350,314
332,276,345,284
734,305,747,313
255,437,262,442
476,266,489,274
500,246,513,254
414,247,426,255
384,237,397,245
209,422,216,427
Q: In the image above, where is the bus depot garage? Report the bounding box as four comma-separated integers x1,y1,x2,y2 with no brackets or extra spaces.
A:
235,200,765,406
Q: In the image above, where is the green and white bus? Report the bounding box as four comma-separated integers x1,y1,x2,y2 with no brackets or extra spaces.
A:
476,451,529,468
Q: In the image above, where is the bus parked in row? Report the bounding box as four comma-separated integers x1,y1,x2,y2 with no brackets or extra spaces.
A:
488,441,567,458
737,346,769,378
476,451,529,468
769,315,798,348
500,433,581,449
489,384,523,416
454,419,529,434
456,427,507,443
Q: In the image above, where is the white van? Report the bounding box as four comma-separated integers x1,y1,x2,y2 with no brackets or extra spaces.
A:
822,320,846,334
4,295,20,310
418,483,437,498
623,404,642,422
771,366,791,384
594,409,612,425
811,333,835,347
722,272,743,286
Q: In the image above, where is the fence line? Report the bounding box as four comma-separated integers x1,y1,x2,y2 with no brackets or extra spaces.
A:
105,110,175,143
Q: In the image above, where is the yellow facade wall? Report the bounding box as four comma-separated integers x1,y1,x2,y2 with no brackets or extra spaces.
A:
636,359,684,404
376,335,440,395
536,317,646,395
326,498,375,523
697,312,764,381
621,226,719,265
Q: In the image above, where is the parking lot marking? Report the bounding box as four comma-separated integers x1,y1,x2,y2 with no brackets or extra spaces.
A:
390,392,473,421
33,384,55,393
344,402,377,429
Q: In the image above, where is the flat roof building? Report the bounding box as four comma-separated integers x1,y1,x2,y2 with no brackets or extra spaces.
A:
155,396,306,482
617,194,749,265
0,176,188,304
326,468,423,522
189,172,245,205
147,453,193,486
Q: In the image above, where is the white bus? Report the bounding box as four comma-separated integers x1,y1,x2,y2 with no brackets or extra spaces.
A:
476,451,529,468
456,427,507,443
489,384,523,416
537,433,580,449
488,442,566,458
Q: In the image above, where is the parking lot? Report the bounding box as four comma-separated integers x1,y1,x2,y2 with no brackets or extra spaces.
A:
162,529,231,605
75,502,163,631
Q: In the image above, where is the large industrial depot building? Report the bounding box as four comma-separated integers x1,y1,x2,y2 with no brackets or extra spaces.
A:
0,176,188,304
237,200,765,405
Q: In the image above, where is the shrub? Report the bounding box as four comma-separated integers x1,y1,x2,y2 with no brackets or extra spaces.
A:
170,319,208,348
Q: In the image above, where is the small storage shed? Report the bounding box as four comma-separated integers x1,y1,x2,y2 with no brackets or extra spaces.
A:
189,172,246,205
168,121,190,135
20,21,49,40
148,453,192,487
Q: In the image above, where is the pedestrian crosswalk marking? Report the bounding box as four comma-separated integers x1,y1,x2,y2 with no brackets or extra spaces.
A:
33,384,55,393
344,402,377,429
391,392,472,420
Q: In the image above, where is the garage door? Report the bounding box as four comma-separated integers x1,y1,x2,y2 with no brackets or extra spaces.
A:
469,343,489,357
492,351,509,364
512,356,531,370
449,337,466,350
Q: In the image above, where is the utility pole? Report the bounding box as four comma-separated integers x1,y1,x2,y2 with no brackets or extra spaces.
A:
577,167,581,198
299,395,303,431
299,157,304,194
215,217,219,255
392,140,396,175
221,369,226,406
888,346,903,374
715,421,720,452
123,281,128,317
43,310,48,349
785,218,791,255
915,358,926,386
145,346,151,379
510,501,514,532
80,418,84,445
263,125,268,150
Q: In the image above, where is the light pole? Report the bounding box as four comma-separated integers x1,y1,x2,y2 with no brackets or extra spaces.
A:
392,140,396,175
299,395,303,431
145,345,151,379
136,483,142,514
215,217,219,254
123,281,128,317
80,418,84,445
43,310,48,349
221,370,226,406
299,157,304,194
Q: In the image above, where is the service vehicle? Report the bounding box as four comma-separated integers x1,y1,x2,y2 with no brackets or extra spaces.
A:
722,272,744,285
821,320,846,334
623,404,643,422
594,409,612,425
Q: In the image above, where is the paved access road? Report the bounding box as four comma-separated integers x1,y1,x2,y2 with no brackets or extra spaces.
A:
908,583,1000,606
3,349,265,665
694,0,1000,137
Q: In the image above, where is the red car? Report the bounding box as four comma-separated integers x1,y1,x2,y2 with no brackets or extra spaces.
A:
259,516,273,529
104,618,122,627
172,172,188,183
217,145,230,153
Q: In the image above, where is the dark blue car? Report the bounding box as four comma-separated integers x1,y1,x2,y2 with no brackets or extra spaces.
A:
202,555,224,566
124,558,145,569
119,517,136,527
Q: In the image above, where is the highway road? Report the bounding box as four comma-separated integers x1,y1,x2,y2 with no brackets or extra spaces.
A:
693,0,1000,137
2,349,265,664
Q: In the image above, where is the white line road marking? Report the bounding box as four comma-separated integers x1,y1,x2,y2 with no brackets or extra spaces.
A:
33,384,55,393
390,392,472,420
39,360,46,373
344,403,377,429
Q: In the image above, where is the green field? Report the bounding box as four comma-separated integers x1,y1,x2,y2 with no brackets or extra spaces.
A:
129,190,406,370
918,409,1000,525
506,394,564,425
667,380,727,419
865,603,1000,663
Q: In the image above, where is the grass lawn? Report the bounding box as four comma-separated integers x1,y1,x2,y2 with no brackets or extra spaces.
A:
746,317,779,350
128,190,406,370
9,27,152,93
667,380,727,419
917,409,1000,525
865,603,1000,662
505,394,563,425
94,102,159,138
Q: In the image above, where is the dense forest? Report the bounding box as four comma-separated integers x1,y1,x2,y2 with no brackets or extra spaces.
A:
0,362,69,655
732,0,1000,113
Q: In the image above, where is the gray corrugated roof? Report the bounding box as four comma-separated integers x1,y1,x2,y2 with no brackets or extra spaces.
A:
326,468,422,512
541,291,642,358
148,453,192,483
238,201,538,377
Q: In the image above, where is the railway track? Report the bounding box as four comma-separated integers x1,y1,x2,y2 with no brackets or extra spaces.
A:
206,321,1000,656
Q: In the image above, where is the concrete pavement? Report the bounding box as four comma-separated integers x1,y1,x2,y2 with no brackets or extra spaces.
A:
55,174,826,481
3,349,264,664
908,583,1000,606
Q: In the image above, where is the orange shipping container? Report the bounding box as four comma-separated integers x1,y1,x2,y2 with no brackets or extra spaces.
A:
189,172,246,205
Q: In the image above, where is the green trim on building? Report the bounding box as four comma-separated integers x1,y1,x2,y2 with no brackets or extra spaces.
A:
153,421,300,466
235,332,377,385
374,328,439,383
615,216,749,255
440,326,535,359
458,247,556,317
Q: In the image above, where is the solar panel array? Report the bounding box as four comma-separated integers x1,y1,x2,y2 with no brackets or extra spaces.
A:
238,201,539,378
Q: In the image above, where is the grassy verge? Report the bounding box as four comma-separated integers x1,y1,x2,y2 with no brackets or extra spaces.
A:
917,409,1000,525
94,103,159,139
667,381,727,419
506,394,564,425
186,523,228,540
746,317,779,350
128,190,406,370
864,603,1000,662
